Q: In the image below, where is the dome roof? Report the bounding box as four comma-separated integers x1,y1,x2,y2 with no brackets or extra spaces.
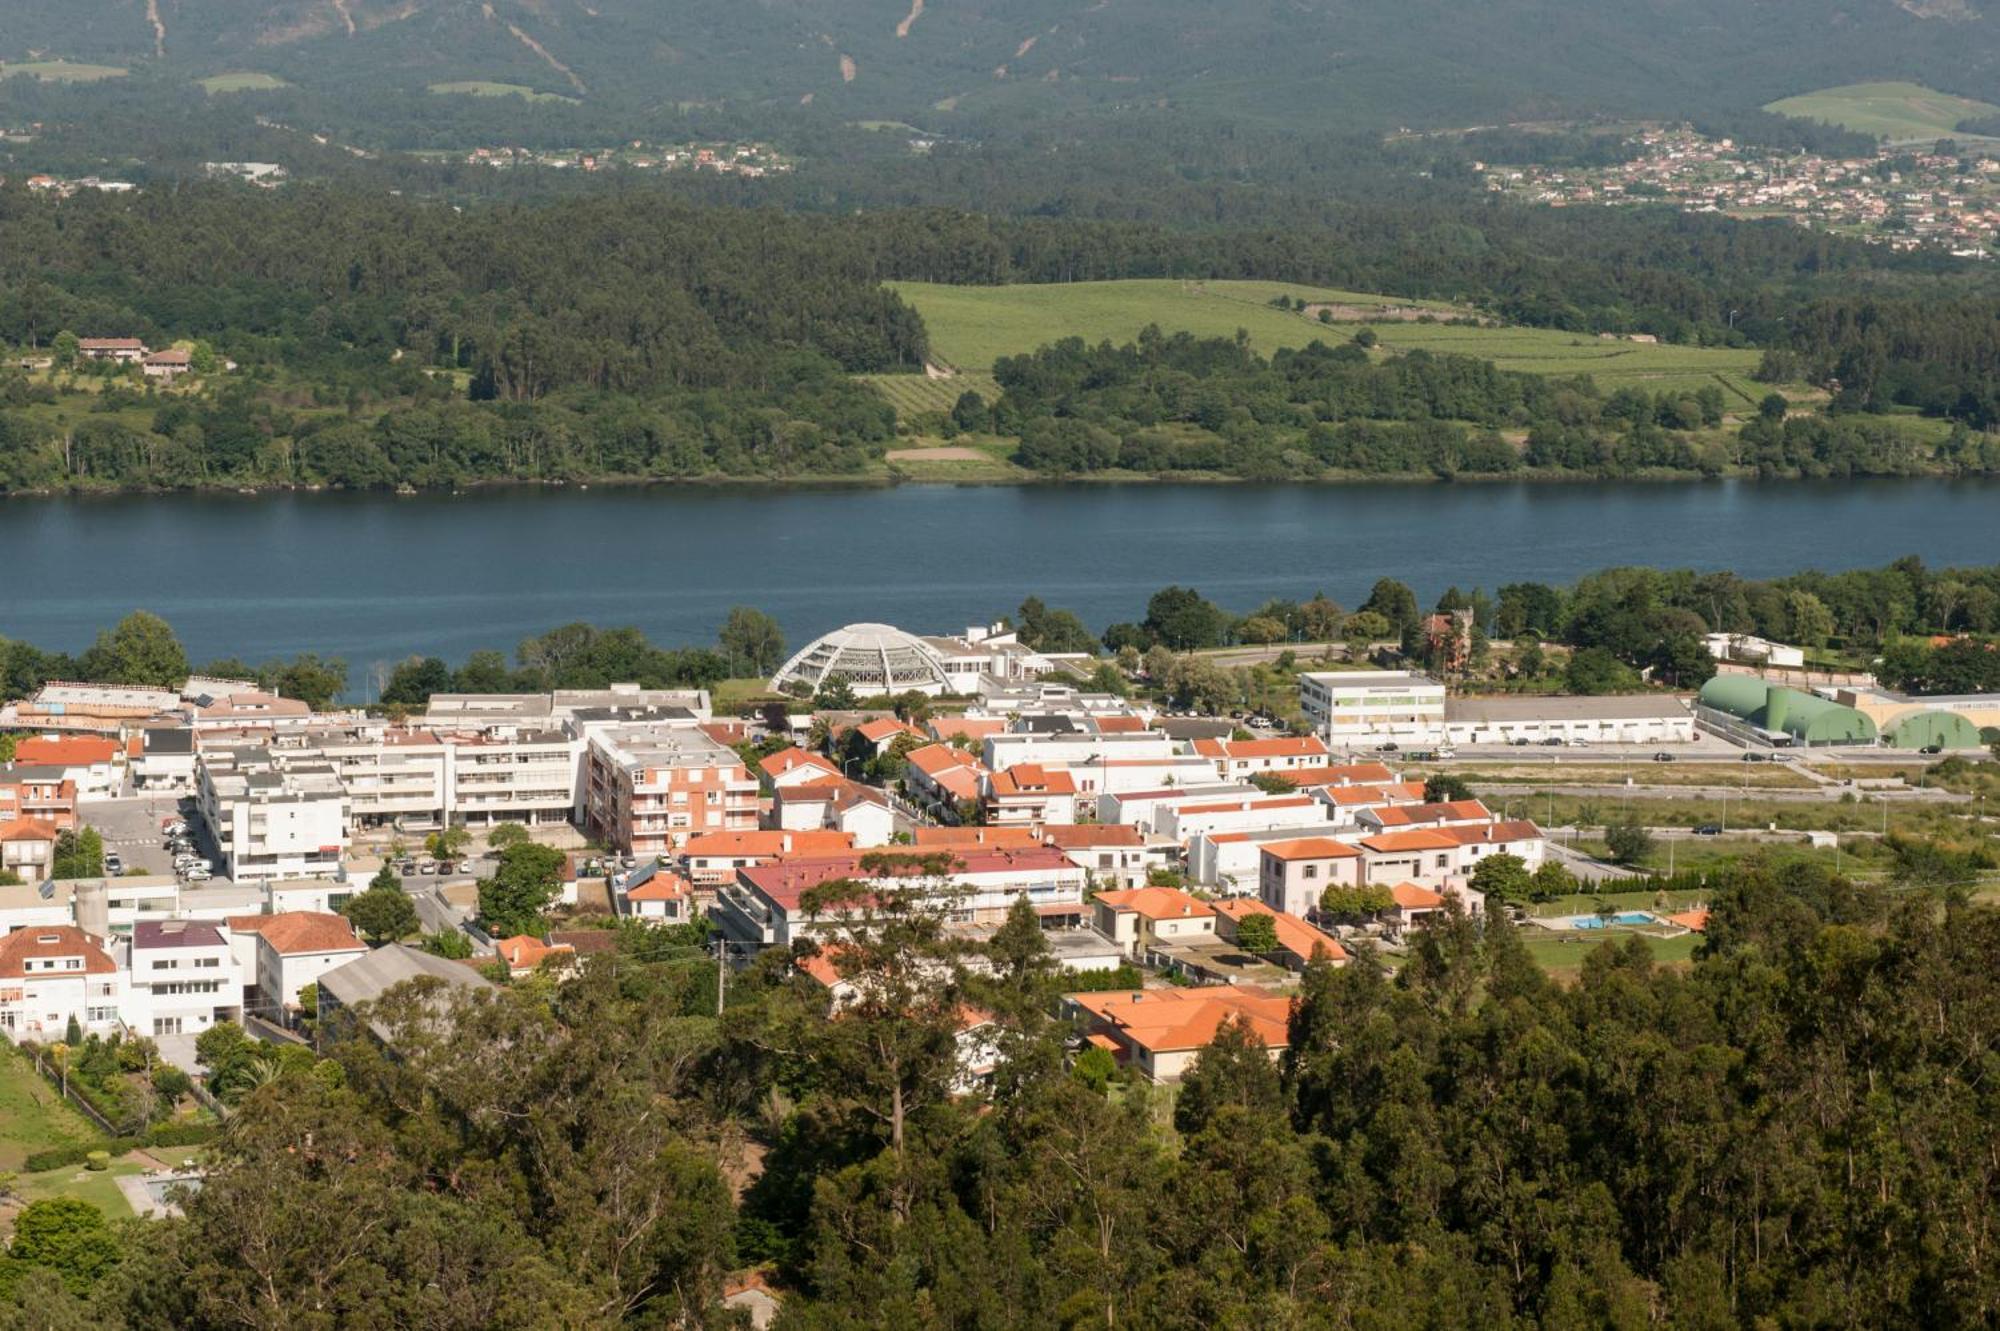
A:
770,623,951,697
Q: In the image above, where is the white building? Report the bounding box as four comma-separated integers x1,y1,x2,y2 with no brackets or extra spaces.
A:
225,911,367,1015
1299,671,1448,747
125,920,244,1037
1441,696,1695,746
982,730,1177,775
197,747,349,882
1704,633,1806,670
0,925,125,1039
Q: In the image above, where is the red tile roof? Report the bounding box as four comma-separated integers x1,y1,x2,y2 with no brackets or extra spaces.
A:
988,764,1076,797
1092,886,1214,920
1070,985,1291,1056
226,911,365,956
1193,736,1331,760
759,748,840,781
626,871,692,902
1260,837,1363,861
0,818,59,844
1040,824,1142,848
13,736,119,767
1212,899,1348,963
1390,882,1445,910
913,826,1044,849
495,935,574,970
0,925,116,978
683,829,854,859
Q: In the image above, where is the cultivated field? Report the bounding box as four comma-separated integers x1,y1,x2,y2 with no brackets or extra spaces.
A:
428,80,580,103
855,371,1000,417
0,60,127,83
198,71,290,93
891,279,1764,396
1764,81,2000,142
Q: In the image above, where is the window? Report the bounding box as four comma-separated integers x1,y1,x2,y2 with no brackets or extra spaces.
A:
152,959,179,971
88,1007,117,1023
1303,864,1319,879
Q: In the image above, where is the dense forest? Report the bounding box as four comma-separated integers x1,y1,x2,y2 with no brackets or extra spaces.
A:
965,331,1998,482
8,856,2000,1327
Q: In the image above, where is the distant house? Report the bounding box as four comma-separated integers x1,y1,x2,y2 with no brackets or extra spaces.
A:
0,818,60,878
78,338,146,363
616,864,695,922
1211,898,1348,970
142,348,193,381
226,911,367,1015
0,925,124,1040
1067,984,1292,1083
1090,886,1216,959
493,934,575,978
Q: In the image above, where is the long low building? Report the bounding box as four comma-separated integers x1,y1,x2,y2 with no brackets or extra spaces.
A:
1441,694,1696,746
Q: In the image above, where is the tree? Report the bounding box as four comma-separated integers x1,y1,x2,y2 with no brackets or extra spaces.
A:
51,828,104,879
1530,859,1579,901
486,822,531,851
1143,586,1227,650
1424,773,1476,803
1343,610,1392,659
77,611,187,688
1319,883,1395,919
426,825,471,862
1165,655,1235,715
1605,820,1654,865
1469,852,1534,905
814,676,858,710
50,330,79,370
420,928,474,959
342,884,419,945
189,340,219,374
7,1198,121,1294
380,655,451,705
478,842,566,936
1359,578,1420,633
1786,589,1835,649
1565,647,1639,694
1233,912,1279,953
718,606,786,677
949,390,989,434
1249,771,1298,795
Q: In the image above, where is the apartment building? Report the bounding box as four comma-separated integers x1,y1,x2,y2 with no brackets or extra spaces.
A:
982,730,1177,775
0,770,79,829
125,920,244,1036
197,747,349,883
581,725,756,857
1299,670,1448,747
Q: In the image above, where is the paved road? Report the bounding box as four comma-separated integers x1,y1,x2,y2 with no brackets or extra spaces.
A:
82,793,192,876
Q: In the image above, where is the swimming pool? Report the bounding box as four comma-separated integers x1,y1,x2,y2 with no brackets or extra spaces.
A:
1566,912,1656,930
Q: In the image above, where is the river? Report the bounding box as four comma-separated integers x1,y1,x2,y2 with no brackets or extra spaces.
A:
5,479,1999,690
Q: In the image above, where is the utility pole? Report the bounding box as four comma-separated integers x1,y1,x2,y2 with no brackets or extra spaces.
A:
716,940,727,1016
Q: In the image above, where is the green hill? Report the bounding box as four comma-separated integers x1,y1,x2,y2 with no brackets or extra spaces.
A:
1764,81,2000,142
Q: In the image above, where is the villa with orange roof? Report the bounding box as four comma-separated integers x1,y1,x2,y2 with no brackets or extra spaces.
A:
225,911,366,1014
982,763,1077,828
913,826,1043,851
771,778,896,847
616,864,696,921
1040,823,1167,887
1090,886,1217,958
1068,984,1293,1083
1190,735,1331,781
1257,838,1364,917
12,734,122,796
0,818,61,878
902,743,987,812
758,747,842,790
494,934,576,978
681,829,855,886
0,925,125,1040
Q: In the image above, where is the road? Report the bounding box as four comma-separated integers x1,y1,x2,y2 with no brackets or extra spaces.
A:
83,792,195,876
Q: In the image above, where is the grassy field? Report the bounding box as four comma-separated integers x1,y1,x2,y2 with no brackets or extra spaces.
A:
428,80,580,104
0,60,127,83
891,279,1764,396
12,1160,144,1220
198,71,290,93
856,371,1001,417
1764,81,2000,142
1440,761,1819,791
1524,930,1701,982
0,1043,99,1172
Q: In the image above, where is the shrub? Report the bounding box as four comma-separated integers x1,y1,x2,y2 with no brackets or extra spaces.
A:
83,1152,109,1172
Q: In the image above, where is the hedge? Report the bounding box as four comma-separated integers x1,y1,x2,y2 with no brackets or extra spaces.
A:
21,1121,221,1173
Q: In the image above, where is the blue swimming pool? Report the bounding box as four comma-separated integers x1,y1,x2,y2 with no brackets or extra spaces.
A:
1567,912,1656,930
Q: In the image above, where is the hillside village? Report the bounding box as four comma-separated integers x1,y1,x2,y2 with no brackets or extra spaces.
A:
1488,125,2000,258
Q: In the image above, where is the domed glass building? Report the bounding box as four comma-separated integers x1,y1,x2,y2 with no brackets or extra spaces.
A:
770,623,952,697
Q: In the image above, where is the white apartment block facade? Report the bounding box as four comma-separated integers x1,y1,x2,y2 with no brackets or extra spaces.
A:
1299,671,1448,747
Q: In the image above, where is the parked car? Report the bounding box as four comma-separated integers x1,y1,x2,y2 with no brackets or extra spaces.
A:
1540,737,1566,747
1509,738,1533,747
1919,744,1944,755
1434,747,1456,759
1652,752,1676,763
1694,824,1723,836
162,819,188,837
1376,742,1399,752
399,859,418,875
1742,752,1769,763
182,867,212,883
415,857,438,874
102,852,123,875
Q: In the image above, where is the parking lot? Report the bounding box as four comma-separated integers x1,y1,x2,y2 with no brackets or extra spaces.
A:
81,793,194,877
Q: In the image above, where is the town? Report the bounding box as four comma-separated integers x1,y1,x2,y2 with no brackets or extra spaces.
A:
445,139,794,177
1488,124,2000,258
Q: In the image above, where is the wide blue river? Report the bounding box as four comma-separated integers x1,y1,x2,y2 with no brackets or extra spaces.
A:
4,480,1998,689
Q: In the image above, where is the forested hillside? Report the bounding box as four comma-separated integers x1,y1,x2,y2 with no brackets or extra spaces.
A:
2,0,1995,131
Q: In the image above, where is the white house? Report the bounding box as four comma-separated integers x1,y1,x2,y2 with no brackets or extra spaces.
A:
124,920,244,1037
226,911,367,1015
0,925,125,1039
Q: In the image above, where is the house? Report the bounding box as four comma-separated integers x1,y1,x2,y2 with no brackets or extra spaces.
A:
1067,984,1292,1083
12,735,122,797
982,764,1078,828
852,717,924,757
129,728,197,792
770,778,896,848
0,925,125,1039
0,771,79,829
795,944,1000,1094
1190,735,1332,781
1257,838,1364,918
1387,881,1446,929
1090,886,1216,959
0,819,60,879
225,911,367,1016
1211,899,1347,970
902,743,986,811
1041,823,1165,889
142,348,193,381
912,826,1044,851
681,828,855,886
616,865,695,922
125,920,244,1037
78,338,147,363
1357,798,1496,831
1358,820,1545,886
758,748,842,790
494,934,575,978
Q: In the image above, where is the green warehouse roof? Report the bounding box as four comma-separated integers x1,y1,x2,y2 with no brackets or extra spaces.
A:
1697,677,1878,744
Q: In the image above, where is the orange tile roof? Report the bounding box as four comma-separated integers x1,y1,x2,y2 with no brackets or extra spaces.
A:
1324,782,1427,806
1092,886,1215,920
988,764,1076,797
906,743,984,778
1390,882,1445,909
1212,899,1349,963
1040,823,1142,848
759,748,840,781
1070,985,1292,1056
1193,736,1330,760
626,871,692,902
13,736,120,766
1092,716,1149,734
0,818,59,843
227,911,364,956
496,935,575,970
856,718,920,744
1260,837,1363,861
0,925,117,978
1176,795,1317,816
913,826,1044,849
1435,820,1542,846
929,718,1007,742
1360,829,1459,853
683,829,855,859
